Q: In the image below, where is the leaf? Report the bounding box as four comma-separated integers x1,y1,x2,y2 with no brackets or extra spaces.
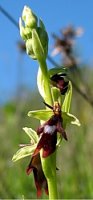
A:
37,66,52,103
62,81,72,113
28,109,53,121
62,112,81,127
12,144,36,162
23,127,38,143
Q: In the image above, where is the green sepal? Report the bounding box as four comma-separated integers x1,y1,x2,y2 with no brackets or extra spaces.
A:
28,109,80,127
23,127,38,143
49,67,67,77
63,112,81,127
62,81,72,113
12,144,36,162
28,109,53,121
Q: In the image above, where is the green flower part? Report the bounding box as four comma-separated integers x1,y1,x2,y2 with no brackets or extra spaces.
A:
28,108,80,127
12,144,37,162
19,6,48,61
12,127,38,162
26,38,36,59
22,6,38,28
23,127,38,143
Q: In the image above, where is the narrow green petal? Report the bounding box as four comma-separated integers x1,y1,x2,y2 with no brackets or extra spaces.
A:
62,81,72,113
56,134,62,147
28,109,53,120
23,127,38,143
51,87,62,105
12,144,36,162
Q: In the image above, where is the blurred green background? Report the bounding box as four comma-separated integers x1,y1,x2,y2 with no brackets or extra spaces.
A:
0,1,93,199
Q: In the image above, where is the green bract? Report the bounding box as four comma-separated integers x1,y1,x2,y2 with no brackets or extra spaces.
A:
31,29,45,62
37,27,48,59
37,67,46,99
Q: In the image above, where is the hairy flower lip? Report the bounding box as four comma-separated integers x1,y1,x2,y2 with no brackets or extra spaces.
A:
44,125,56,134
32,102,67,158
33,132,57,158
26,154,48,197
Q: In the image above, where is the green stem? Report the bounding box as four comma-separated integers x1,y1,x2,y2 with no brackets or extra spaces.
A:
47,153,58,199
40,151,58,199
39,59,58,199
48,176,58,199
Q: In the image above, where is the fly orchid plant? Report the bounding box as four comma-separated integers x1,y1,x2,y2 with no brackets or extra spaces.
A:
12,6,80,199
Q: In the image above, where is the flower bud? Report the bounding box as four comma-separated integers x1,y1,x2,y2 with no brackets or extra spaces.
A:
25,28,48,60
19,18,32,40
19,6,48,62
19,18,26,40
22,6,38,28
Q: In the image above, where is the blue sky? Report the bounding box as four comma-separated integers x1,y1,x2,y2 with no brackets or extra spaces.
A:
0,0,93,104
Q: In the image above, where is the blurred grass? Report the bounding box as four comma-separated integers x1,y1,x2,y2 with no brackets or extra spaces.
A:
0,67,93,199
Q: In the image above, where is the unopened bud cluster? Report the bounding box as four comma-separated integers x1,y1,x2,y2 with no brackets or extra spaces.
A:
19,6,48,61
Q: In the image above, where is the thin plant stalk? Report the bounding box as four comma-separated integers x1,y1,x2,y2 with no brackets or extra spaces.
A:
39,60,58,199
